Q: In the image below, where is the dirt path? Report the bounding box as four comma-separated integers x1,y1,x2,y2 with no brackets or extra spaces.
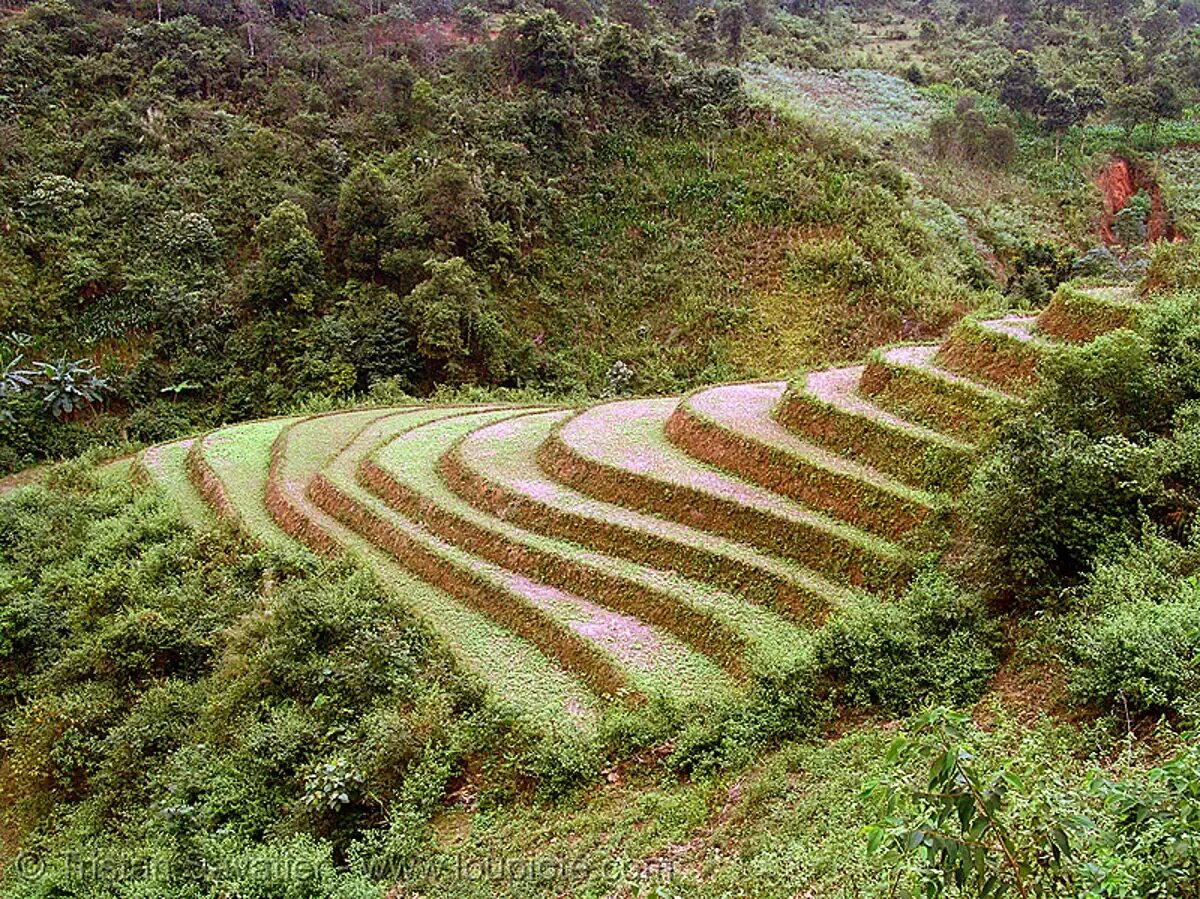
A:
0,465,45,496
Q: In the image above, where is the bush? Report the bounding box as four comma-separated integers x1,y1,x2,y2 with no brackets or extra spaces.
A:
963,302,1200,604
1146,240,1200,291
1069,585,1200,720
965,420,1158,605
866,710,1200,898
813,571,999,713
1065,533,1200,721
126,400,200,445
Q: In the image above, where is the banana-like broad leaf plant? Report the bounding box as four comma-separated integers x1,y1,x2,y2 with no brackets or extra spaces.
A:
31,357,109,419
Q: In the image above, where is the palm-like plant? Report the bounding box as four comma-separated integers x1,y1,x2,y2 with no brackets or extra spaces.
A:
32,357,108,418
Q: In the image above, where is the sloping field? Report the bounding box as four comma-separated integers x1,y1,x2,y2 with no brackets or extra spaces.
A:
126,288,1129,733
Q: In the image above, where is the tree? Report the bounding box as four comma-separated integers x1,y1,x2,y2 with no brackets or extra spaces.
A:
689,8,718,63
245,201,326,313
1149,77,1184,134
336,163,398,278
1070,83,1105,153
0,355,33,423
1041,89,1079,160
32,357,108,419
1111,83,1155,136
458,4,486,42
997,50,1048,116
504,11,578,93
406,257,502,379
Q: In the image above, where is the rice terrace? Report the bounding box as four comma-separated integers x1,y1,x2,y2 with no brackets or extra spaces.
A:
10,0,1200,896
134,284,1125,732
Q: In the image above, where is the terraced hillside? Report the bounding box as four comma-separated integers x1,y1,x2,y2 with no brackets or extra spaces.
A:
137,283,1142,733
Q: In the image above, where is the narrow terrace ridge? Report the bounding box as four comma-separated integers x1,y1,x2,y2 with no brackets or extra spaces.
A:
363,410,813,676
187,418,301,550
137,437,216,529
263,407,602,731
935,314,1046,394
309,407,739,709
775,365,975,493
665,380,935,540
858,344,1020,442
446,409,854,622
541,397,908,592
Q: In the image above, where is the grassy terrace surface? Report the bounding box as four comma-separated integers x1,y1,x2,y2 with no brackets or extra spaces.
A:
312,407,740,710
935,314,1047,393
859,344,1020,442
191,418,301,551
269,407,392,556
667,381,934,540
366,411,814,677
137,438,216,529
542,398,907,592
265,407,602,731
776,365,974,493
447,410,855,620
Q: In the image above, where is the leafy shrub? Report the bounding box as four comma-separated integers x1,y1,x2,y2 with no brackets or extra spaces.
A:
1064,533,1200,721
126,399,201,445
863,708,1077,898
1073,245,1125,281
1069,583,1200,720
964,298,1200,604
813,571,999,712
1146,241,1200,291
667,659,829,777
965,422,1157,604
865,710,1200,899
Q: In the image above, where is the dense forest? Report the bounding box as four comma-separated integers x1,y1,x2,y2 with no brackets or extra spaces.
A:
5,0,1200,896
5,0,1200,473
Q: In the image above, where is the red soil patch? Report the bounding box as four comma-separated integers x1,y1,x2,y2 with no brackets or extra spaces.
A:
1096,157,1175,245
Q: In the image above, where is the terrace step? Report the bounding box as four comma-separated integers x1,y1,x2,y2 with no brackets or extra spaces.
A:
1036,284,1144,344
362,410,813,678
445,409,855,622
540,398,910,593
262,408,602,731
136,437,217,529
858,344,1021,442
187,418,301,551
935,314,1046,394
774,365,975,493
310,407,740,710
665,381,935,540
267,407,396,557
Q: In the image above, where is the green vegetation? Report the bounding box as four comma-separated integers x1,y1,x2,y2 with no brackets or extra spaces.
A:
9,0,1200,895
